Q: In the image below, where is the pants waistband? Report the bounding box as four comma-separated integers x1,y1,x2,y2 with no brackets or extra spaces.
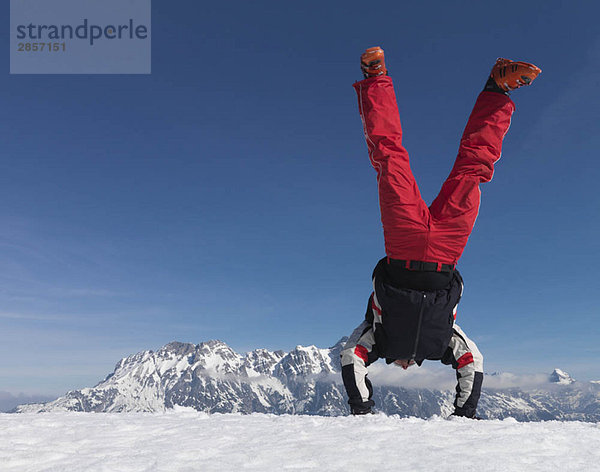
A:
387,258,456,273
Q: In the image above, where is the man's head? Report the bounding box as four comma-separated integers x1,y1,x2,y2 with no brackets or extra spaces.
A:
394,359,416,370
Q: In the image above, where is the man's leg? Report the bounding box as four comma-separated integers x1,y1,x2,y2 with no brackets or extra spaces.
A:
340,319,379,414
354,75,430,260
427,55,542,264
427,91,516,265
441,324,484,418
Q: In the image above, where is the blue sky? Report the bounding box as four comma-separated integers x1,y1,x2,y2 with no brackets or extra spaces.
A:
1,0,599,397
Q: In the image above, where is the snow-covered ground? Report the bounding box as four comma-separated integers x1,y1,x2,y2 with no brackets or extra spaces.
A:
1,410,599,471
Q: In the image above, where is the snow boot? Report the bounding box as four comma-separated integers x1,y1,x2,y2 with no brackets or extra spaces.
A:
361,47,387,79
351,405,375,415
450,409,482,420
488,58,541,93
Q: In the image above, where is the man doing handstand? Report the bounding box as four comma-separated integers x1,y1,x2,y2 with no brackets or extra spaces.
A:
340,47,541,417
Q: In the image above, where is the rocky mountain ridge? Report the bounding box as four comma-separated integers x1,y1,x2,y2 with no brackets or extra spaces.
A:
14,339,600,421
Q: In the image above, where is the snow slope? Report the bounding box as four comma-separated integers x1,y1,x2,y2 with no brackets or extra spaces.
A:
1,411,598,471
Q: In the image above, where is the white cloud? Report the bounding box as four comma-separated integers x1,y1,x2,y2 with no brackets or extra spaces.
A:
0,391,57,412
356,362,556,391
366,362,456,390
483,372,552,390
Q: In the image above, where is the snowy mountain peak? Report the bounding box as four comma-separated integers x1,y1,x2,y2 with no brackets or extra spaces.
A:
193,340,242,374
162,340,190,350
550,369,575,385
12,341,600,421
243,348,285,376
273,344,337,380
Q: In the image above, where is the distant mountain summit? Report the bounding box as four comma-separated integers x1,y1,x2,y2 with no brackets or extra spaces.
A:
550,368,576,385
13,340,600,421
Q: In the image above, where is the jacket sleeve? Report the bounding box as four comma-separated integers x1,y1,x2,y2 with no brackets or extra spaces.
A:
441,324,484,418
340,295,380,413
